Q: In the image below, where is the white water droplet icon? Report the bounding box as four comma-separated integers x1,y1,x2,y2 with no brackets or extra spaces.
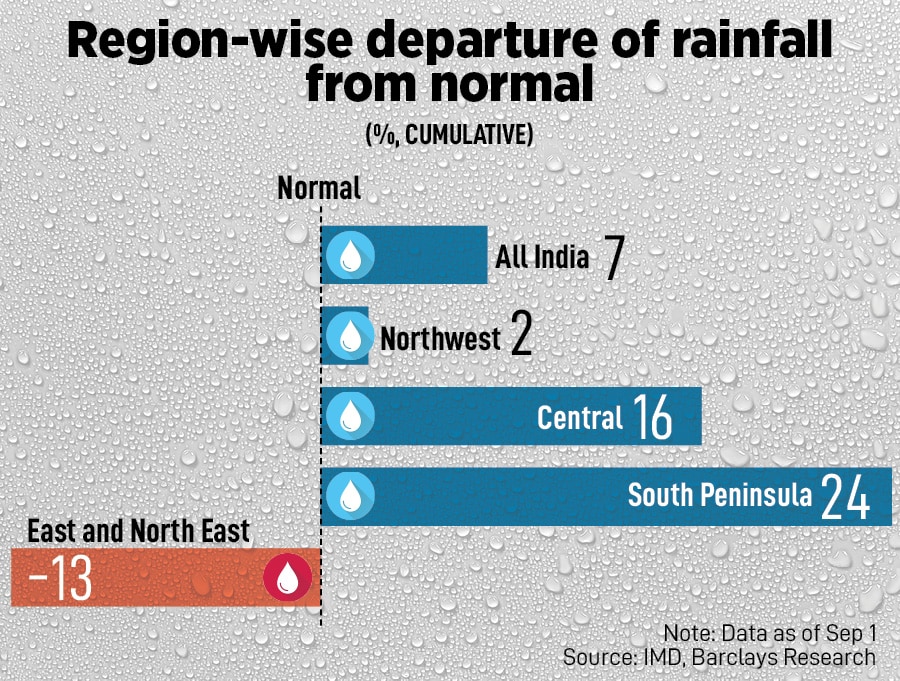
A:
339,321,362,352
276,562,299,595
340,481,362,512
339,400,362,432
339,240,362,272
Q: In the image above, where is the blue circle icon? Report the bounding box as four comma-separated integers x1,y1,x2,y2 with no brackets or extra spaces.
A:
326,472,375,521
326,231,375,280
325,392,375,441
326,311,375,362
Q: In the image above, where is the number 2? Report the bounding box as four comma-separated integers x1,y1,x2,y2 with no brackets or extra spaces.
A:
512,309,532,356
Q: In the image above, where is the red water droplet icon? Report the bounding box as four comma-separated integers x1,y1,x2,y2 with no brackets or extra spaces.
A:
263,554,312,601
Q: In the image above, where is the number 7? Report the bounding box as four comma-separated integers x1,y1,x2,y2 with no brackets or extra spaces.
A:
605,235,624,280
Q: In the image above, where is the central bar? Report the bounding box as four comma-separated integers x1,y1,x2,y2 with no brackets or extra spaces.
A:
321,387,701,446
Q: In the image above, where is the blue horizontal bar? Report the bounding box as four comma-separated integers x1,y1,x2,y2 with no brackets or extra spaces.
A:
322,225,487,284
321,387,701,446
322,467,892,527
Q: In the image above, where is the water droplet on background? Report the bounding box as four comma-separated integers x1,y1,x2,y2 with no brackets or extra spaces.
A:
273,391,294,418
644,72,668,94
284,221,307,244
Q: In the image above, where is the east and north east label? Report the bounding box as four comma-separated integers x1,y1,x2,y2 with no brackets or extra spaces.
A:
27,518,252,544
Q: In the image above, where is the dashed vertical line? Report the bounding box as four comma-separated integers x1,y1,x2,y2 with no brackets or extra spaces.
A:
318,204,324,627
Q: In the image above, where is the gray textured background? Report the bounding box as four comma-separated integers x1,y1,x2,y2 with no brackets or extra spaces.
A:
1,0,898,678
